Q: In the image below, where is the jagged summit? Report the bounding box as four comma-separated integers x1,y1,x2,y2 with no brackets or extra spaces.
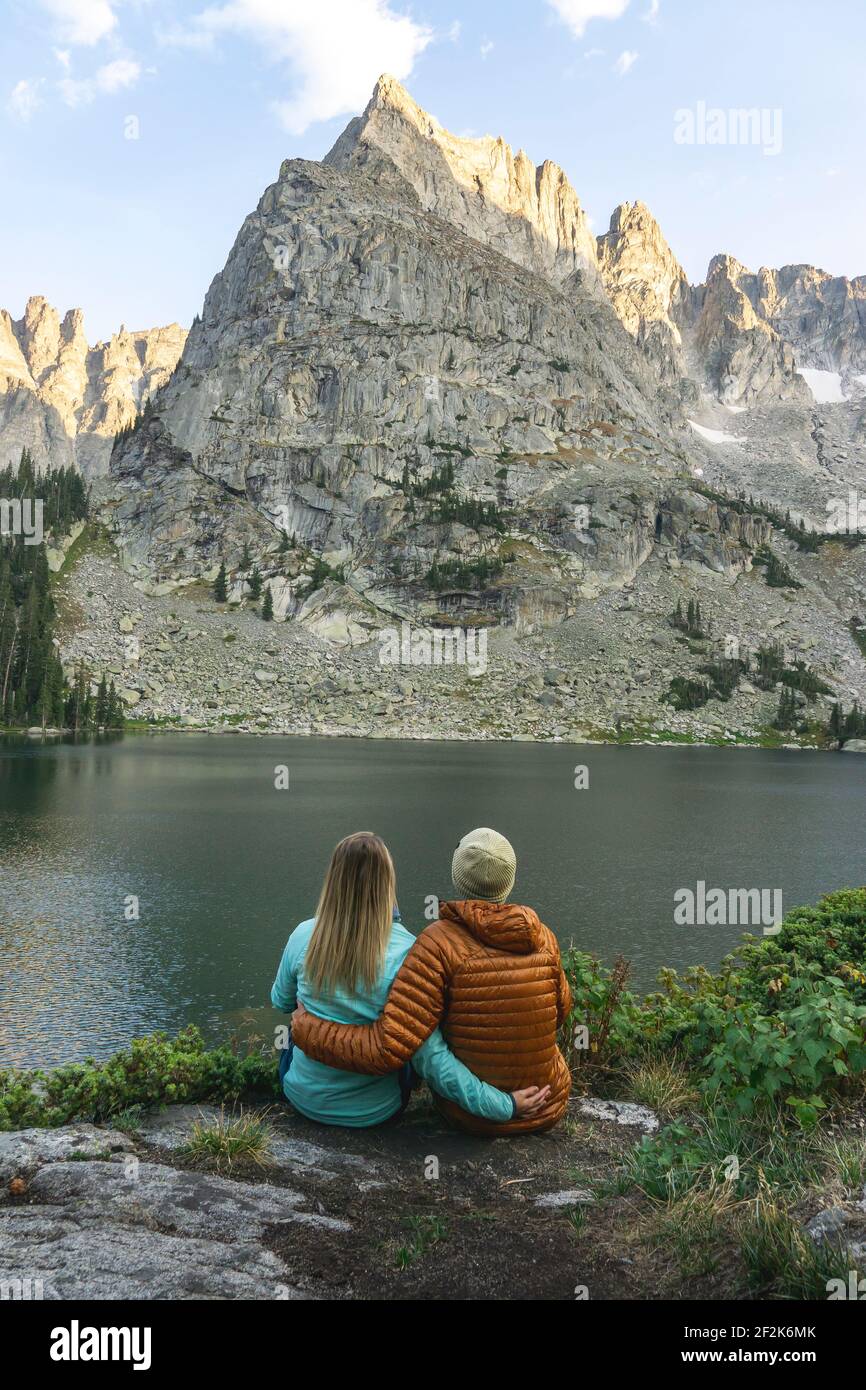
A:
324,79,866,398
365,72,446,131
3,69,865,525
326,74,600,287
702,258,866,374
0,295,186,476
596,202,693,382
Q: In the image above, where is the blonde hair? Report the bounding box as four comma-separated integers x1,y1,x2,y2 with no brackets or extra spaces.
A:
304,832,396,997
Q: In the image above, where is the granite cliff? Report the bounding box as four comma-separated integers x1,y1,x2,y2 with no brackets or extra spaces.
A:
0,296,185,478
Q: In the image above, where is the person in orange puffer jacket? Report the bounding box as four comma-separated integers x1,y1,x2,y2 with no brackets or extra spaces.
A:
292,827,573,1135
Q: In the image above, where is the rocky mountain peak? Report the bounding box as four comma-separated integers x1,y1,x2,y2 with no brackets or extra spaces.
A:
325,75,599,288
0,310,34,388
0,299,186,476
596,201,693,381
713,260,866,375
692,254,807,405
17,296,64,383
368,71,445,130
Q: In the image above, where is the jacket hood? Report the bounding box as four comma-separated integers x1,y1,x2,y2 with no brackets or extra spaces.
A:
439,900,544,955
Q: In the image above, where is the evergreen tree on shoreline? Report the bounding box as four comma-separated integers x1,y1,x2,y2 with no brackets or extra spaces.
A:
106,680,125,730
95,673,109,726
0,449,89,727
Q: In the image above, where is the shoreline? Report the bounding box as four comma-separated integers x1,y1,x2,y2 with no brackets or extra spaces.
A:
0,722,842,751
0,723,836,751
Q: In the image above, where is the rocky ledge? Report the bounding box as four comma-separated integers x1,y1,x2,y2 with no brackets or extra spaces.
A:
0,1098,662,1301
3,1096,865,1300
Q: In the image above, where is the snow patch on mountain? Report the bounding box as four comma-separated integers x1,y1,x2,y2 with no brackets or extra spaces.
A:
797,368,846,404
688,420,746,445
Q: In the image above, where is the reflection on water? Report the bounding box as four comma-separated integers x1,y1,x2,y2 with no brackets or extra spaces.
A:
1,733,864,1066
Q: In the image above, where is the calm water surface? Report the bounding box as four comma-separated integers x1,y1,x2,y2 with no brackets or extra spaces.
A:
0,734,863,1066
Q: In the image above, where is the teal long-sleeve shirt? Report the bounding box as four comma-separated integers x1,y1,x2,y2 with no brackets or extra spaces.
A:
271,918,515,1127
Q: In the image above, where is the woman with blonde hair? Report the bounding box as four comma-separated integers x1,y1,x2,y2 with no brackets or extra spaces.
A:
271,832,549,1128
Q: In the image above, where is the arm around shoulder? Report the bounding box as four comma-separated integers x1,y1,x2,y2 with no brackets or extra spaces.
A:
292,929,450,1074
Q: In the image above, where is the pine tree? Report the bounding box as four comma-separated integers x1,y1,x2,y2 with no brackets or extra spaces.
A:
829,701,844,746
65,663,92,734
213,562,228,603
0,454,89,726
241,542,252,569
0,564,17,717
773,685,798,732
248,565,263,601
95,672,108,726
261,585,274,621
102,680,124,729
844,701,866,740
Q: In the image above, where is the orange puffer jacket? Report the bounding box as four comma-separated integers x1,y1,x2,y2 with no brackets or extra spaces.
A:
291,899,573,1135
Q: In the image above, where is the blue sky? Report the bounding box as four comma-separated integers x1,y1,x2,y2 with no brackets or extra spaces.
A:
2,0,864,342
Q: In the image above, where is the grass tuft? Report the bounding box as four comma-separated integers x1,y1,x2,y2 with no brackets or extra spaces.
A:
622,1055,698,1118
394,1213,449,1269
180,1106,275,1172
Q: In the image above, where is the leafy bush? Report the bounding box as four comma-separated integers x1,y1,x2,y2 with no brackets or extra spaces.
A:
562,889,866,1119
689,976,866,1121
559,949,641,1074
0,1026,280,1132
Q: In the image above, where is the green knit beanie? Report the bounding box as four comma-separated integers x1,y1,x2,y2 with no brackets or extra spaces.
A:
451,827,517,903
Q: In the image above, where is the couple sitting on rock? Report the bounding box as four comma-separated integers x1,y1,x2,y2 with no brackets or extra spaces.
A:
271,828,572,1134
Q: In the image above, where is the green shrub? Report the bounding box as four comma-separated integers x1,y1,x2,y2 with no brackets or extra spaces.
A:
561,889,866,1118
560,949,642,1075
0,1026,280,1132
640,890,866,1116
690,976,866,1119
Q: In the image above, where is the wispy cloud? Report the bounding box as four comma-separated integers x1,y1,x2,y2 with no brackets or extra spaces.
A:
97,58,141,93
613,49,638,75
58,58,142,107
154,22,214,54
38,0,119,47
480,39,494,60
547,0,631,40
165,0,433,136
642,0,660,22
7,79,44,123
